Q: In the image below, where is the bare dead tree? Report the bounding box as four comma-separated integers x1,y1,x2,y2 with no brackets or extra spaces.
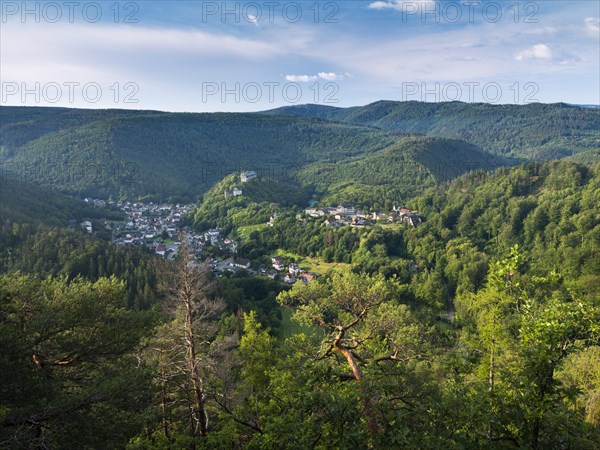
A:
157,236,225,442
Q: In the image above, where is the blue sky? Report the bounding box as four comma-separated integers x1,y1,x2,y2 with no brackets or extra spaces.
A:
1,0,599,111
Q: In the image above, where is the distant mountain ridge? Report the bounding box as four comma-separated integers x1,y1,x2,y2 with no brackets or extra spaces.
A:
262,101,600,160
0,106,508,203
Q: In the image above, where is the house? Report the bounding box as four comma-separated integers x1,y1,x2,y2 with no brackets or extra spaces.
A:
272,256,285,271
232,258,251,269
322,218,342,228
156,244,167,256
80,221,92,233
267,212,279,227
288,263,301,275
305,208,325,217
224,187,242,198
322,217,335,227
351,217,368,228
334,205,355,216
207,229,220,244
267,269,278,280
284,274,297,284
298,273,316,284
401,213,421,227
241,171,257,182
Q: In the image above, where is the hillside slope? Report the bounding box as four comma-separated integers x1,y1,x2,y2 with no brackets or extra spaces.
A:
0,176,122,227
296,136,502,207
0,106,508,202
263,101,600,160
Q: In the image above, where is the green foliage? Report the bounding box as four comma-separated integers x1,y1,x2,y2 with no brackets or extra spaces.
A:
0,273,156,449
267,101,600,160
193,173,309,230
217,272,285,332
407,161,600,299
456,247,600,448
2,106,506,203
2,104,600,449
0,221,158,309
0,177,123,227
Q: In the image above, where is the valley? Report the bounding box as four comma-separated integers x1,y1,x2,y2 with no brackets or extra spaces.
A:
1,104,599,449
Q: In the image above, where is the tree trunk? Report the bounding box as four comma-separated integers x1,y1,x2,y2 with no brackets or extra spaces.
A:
184,276,208,439
334,332,379,444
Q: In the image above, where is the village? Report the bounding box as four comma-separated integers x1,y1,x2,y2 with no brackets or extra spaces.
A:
80,197,317,284
81,182,421,286
302,204,421,228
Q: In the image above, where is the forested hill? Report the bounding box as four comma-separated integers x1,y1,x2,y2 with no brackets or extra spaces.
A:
0,106,507,201
263,101,600,160
0,176,122,227
0,106,163,156
404,160,599,297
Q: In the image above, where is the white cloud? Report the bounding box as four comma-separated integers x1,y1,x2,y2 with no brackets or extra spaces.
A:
285,72,348,82
317,72,343,80
246,14,259,26
584,17,599,37
515,44,553,61
285,74,318,82
368,0,434,12
0,22,286,69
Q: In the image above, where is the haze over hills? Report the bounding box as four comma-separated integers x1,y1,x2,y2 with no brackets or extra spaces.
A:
263,101,600,160
0,106,509,203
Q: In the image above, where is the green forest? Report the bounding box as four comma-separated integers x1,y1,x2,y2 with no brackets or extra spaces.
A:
265,101,600,160
4,102,597,206
1,156,598,448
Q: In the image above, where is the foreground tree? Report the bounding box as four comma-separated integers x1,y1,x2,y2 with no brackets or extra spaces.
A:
278,272,426,447
132,242,226,448
0,273,155,449
458,247,600,448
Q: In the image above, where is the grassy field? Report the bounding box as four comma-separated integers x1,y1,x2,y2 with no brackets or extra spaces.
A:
274,249,351,275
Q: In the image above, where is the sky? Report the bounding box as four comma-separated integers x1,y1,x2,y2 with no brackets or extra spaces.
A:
1,0,599,112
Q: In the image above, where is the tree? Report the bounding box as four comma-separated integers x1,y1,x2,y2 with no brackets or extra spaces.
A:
278,272,423,446
140,240,225,447
0,273,155,449
458,246,600,448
